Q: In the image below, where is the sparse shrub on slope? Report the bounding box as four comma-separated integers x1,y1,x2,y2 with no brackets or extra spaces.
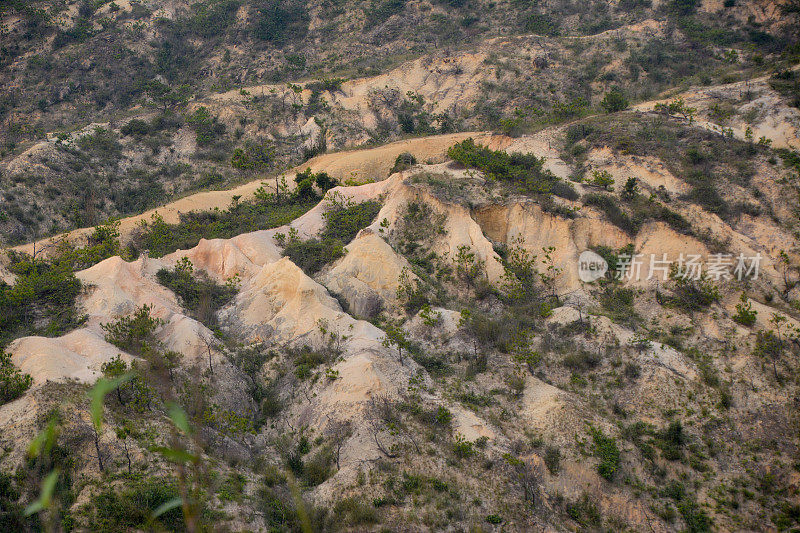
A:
589,426,621,481
448,138,575,199
282,193,382,275
156,257,238,327
0,251,84,348
101,304,164,356
0,349,32,405
91,477,186,532
132,189,318,258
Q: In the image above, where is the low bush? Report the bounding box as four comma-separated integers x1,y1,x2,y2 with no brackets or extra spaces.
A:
600,90,629,112
390,152,417,175
584,193,639,235
0,251,84,348
120,118,151,136
282,195,381,275
566,493,602,527
544,445,561,475
0,349,32,405
101,304,164,356
589,426,621,481
597,285,639,326
732,293,757,326
330,496,378,527
91,477,185,532
187,107,226,147
448,138,571,198
131,191,317,258
156,257,238,325
666,268,719,312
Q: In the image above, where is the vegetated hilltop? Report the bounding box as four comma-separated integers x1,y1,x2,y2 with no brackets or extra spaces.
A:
2,0,800,531
1,0,798,244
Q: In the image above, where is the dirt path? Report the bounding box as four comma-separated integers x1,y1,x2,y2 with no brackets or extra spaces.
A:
11,132,509,255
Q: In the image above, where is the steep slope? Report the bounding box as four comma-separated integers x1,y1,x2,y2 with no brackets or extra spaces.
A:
3,119,800,529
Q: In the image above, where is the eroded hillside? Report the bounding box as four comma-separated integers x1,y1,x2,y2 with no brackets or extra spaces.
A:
2,0,800,531
2,101,800,530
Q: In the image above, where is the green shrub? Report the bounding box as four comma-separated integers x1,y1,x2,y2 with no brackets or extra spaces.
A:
589,426,621,481
390,152,417,175
365,0,405,28
185,0,240,38
331,496,378,527
231,141,274,173
0,471,35,530
0,350,32,405
678,498,712,532
302,448,334,486
77,127,122,162
544,445,561,475
92,477,185,532
101,304,164,356
686,176,729,218
156,257,238,325
601,90,629,112
732,293,757,327
0,251,84,347
524,13,560,36
187,107,225,146
120,118,150,136
562,350,601,372
667,268,719,312
566,493,602,527
252,0,309,45
289,345,328,380
656,420,686,460
283,238,345,275
452,434,476,458
584,193,639,234
597,285,639,326
448,138,568,198
282,195,381,275
132,192,317,259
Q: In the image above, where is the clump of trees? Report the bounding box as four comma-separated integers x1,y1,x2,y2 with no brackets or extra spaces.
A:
131,172,322,258
448,138,576,199
281,192,381,274
156,257,238,327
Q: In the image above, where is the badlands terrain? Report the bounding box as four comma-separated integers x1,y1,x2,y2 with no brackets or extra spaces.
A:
2,0,800,532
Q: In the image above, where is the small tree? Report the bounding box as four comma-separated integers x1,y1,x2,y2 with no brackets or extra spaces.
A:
732,293,757,327
588,169,614,190
754,313,788,380
600,90,628,113
144,80,191,112
621,177,638,200
589,426,621,481
101,355,129,405
325,419,353,470
101,304,165,356
382,322,410,366
539,246,563,306
0,349,33,405
115,421,134,474
778,250,796,294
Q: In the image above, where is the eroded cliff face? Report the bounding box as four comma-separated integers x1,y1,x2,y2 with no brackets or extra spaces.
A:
3,116,800,530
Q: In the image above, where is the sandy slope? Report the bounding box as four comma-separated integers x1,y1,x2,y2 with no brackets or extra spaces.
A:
11,132,506,256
